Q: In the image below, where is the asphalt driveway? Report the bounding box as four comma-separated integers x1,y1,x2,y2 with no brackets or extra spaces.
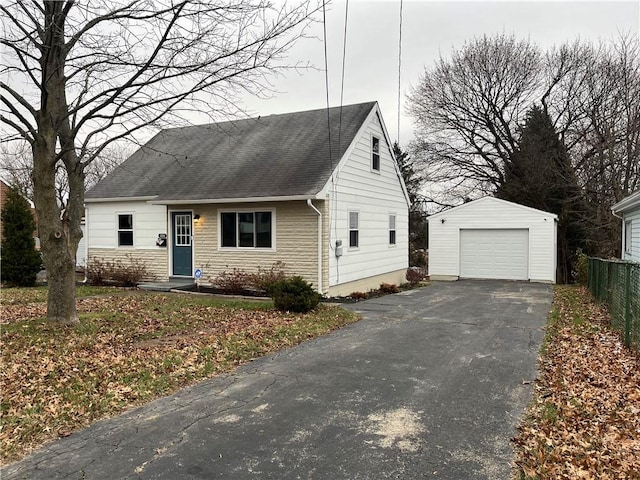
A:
2,280,551,479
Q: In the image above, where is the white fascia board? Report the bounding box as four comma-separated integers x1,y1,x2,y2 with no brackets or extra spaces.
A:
84,196,158,203
612,190,640,214
149,195,317,205
428,196,558,220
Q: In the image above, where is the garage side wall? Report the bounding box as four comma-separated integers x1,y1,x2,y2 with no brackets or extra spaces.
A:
428,198,557,283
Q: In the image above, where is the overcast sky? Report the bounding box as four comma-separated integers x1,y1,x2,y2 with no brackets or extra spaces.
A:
239,0,640,147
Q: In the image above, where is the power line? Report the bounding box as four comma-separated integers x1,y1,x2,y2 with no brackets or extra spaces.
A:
321,0,333,173
338,0,349,150
397,0,403,144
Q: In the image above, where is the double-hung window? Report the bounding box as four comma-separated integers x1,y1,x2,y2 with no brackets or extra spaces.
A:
117,214,133,246
349,211,359,248
221,211,272,248
389,214,396,245
372,136,380,171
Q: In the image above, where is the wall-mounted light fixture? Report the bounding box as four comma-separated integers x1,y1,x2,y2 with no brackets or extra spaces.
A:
441,218,446,224
194,214,201,223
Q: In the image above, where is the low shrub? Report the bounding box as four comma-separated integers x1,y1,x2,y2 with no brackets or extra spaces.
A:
212,269,251,295
86,255,148,287
406,267,427,286
251,261,288,295
379,282,400,294
349,291,369,300
270,276,320,313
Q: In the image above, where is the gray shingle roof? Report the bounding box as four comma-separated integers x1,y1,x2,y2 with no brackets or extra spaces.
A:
86,102,377,202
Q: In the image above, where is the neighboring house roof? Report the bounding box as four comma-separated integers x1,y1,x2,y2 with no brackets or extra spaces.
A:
427,196,558,220
612,190,640,214
86,102,378,203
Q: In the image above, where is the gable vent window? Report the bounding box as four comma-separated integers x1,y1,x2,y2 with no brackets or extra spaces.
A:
372,136,380,171
389,214,396,245
221,211,272,249
117,214,134,246
349,211,359,248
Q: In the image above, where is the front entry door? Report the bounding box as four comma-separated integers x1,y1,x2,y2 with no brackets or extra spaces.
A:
172,212,193,276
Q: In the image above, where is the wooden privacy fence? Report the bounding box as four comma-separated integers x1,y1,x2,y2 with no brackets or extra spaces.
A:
588,258,640,352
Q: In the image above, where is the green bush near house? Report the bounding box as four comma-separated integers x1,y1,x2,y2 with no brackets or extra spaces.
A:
270,276,320,313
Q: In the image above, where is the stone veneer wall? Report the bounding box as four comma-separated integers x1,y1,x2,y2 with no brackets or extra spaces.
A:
88,248,167,281
191,201,323,291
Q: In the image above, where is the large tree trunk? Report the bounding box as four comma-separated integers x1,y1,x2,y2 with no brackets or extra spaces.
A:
31,1,81,325
32,126,80,325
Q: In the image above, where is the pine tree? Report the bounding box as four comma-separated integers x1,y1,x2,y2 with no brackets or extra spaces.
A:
497,105,586,283
394,143,428,267
1,188,42,286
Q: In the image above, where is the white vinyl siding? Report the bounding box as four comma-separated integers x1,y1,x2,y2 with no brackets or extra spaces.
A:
622,209,640,263
87,201,167,250
328,110,409,287
428,197,557,283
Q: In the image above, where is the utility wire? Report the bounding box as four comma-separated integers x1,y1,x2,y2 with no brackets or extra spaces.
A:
321,0,333,173
338,0,349,150
397,0,403,144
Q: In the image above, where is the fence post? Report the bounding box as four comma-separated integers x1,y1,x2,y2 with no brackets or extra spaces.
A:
624,263,632,348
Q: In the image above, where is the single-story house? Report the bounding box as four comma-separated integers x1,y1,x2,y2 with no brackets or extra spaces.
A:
85,102,410,296
612,190,640,263
427,197,557,283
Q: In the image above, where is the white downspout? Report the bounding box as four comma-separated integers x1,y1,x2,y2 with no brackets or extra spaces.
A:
307,199,323,294
83,208,89,283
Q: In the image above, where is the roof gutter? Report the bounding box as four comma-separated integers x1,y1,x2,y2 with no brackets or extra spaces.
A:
149,195,317,205
306,199,323,294
85,196,158,203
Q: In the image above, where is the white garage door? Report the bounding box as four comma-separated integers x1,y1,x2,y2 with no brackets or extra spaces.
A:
460,229,529,280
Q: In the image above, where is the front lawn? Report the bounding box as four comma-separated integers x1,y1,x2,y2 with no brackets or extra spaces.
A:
512,285,640,478
0,290,359,465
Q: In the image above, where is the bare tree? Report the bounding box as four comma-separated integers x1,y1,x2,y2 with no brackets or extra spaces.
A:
407,34,542,202
0,140,130,205
408,33,640,258
1,0,318,324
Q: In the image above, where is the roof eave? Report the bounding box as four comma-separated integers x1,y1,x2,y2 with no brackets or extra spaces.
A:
149,194,319,205
611,190,640,214
85,195,158,203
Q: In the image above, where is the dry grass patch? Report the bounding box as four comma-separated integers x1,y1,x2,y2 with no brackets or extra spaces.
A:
0,291,359,465
513,285,640,479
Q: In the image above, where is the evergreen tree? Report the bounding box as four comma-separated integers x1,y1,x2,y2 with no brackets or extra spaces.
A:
394,143,428,267
1,188,42,286
497,105,586,283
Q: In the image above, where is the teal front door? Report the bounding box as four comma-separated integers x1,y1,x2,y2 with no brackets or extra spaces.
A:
172,212,192,276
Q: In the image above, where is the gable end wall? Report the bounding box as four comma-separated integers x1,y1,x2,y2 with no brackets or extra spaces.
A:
428,199,556,283
327,109,409,292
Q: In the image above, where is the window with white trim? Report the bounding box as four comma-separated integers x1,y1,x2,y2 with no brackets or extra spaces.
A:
349,211,359,248
372,136,380,171
220,211,272,248
625,220,632,254
117,214,133,246
389,214,396,245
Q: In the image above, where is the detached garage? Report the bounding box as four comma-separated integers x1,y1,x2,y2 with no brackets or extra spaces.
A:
428,197,557,283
